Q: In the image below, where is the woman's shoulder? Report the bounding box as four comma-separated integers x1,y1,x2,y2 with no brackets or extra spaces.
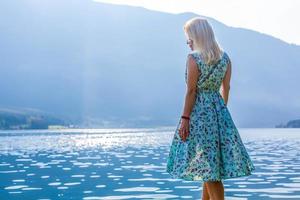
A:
187,50,202,64
221,51,231,65
187,50,230,66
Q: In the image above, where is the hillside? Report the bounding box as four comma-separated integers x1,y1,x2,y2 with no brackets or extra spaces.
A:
0,0,299,128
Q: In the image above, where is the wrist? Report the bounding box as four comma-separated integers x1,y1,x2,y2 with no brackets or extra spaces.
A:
181,115,190,120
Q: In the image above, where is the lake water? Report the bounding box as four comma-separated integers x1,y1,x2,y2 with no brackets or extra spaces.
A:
0,128,300,200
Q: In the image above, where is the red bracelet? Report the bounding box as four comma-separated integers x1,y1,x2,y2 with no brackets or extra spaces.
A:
181,115,190,120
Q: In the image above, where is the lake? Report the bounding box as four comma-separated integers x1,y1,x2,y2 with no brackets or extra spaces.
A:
0,128,300,200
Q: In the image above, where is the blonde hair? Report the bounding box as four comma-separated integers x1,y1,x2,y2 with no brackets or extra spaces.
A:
183,17,223,65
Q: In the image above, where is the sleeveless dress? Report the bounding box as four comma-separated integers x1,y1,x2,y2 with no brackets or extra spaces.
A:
166,50,255,182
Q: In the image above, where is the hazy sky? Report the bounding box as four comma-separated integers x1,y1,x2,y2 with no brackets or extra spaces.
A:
94,0,300,45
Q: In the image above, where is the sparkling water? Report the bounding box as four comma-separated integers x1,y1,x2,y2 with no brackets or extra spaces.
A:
0,127,300,200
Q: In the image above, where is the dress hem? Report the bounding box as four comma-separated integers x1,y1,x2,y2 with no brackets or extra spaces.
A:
166,165,255,182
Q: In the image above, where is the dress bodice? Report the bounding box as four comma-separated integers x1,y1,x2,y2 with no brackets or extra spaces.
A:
185,50,230,92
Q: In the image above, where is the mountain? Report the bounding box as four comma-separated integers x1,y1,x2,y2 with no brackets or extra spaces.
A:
0,106,68,130
0,0,299,128
276,119,300,128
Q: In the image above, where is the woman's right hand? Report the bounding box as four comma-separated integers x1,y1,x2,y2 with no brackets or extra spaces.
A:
179,119,190,142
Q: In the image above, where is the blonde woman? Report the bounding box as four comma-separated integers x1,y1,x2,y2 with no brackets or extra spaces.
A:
166,17,255,200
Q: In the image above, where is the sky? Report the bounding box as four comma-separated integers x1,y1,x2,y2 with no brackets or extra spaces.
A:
94,0,300,46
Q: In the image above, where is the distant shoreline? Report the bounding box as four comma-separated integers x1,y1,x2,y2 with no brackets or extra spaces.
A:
1,107,299,130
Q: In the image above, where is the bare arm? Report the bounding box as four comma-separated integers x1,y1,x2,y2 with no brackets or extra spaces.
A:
220,57,232,105
181,55,200,117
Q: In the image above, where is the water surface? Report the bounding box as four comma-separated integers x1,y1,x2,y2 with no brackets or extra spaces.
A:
0,128,300,200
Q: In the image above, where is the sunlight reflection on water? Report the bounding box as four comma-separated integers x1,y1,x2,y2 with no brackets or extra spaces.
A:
0,128,300,200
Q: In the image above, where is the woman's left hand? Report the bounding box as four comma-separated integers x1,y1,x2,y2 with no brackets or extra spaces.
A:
179,118,190,142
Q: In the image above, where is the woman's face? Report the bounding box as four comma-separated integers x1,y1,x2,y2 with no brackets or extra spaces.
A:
186,39,193,50
185,34,194,50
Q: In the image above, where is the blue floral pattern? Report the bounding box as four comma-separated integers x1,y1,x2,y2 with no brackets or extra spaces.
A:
166,50,256,182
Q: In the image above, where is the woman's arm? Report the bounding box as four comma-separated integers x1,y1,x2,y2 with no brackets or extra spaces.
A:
220,58,232,105
182,55,200,117
179,54,199,142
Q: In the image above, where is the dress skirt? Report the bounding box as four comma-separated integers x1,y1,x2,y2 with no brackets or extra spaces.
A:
166,91,256,182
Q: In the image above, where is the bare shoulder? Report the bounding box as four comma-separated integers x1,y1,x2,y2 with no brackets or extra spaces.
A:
223,51,231,67
186,53,199,74
187,53,197,66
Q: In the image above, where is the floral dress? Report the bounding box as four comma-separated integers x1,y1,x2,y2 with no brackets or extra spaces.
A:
166,50,255,182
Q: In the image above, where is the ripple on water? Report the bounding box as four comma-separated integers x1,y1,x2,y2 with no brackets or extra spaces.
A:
22,187,42,191
5,185,28,190
82,194,179,200
71,174,85,178
12,179,26,183
95,185,106,188
1,128,300,200
114,187,160,192
64,182,81,186
48,182,61,186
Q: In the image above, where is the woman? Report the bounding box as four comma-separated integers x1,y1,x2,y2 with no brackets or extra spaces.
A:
166,17,255,200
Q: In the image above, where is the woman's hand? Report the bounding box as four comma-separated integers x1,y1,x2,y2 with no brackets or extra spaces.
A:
179,118,190,142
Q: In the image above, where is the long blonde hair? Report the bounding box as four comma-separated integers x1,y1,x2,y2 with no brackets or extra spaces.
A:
183,17,223,65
